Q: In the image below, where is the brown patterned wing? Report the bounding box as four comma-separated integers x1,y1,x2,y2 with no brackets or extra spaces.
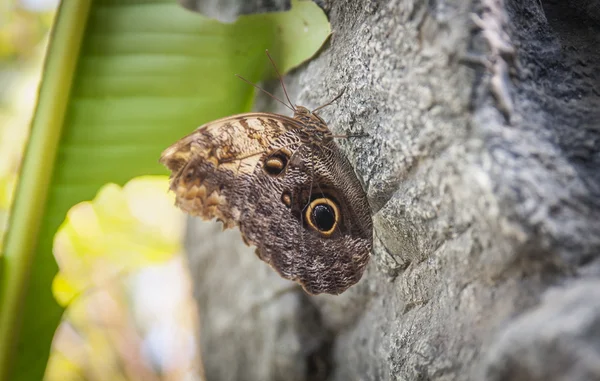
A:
161,112,373,295
160,113,302,229
238,135,373,295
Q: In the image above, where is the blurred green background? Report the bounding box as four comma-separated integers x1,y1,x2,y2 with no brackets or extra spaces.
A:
1,4,203,380
0,1,329,380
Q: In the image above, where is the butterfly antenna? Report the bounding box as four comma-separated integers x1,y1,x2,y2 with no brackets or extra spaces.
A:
235,74,294,112
312,88,346,113
265,49,295,111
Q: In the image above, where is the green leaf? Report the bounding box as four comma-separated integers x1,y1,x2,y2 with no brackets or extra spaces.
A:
0,0,330,379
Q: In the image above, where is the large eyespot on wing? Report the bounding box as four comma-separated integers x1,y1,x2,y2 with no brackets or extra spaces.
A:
305,197,339,237
292,187,371,295
159,113,301,228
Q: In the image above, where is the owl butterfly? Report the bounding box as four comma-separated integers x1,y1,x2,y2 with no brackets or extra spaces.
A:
160,51,372,294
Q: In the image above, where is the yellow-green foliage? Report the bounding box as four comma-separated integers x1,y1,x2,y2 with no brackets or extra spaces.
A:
51,176,185,306
46,176,201,380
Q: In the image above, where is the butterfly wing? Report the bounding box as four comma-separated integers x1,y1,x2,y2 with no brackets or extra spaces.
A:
160,113,302,228
161,113,373,295
239,134,373,294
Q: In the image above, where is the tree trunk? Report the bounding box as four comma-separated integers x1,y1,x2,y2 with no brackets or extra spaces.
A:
186,0,600,380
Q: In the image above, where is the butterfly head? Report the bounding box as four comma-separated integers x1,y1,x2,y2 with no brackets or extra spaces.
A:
293,106,331,135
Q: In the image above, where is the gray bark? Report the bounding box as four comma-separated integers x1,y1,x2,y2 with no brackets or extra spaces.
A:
185,0,600,380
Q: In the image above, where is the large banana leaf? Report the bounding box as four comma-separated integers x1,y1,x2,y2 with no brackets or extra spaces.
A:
0,0,330,379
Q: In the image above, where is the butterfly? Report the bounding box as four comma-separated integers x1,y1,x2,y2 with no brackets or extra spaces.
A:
160,51,372,294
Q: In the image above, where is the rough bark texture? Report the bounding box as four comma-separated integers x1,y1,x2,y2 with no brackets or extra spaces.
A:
185,0,600,380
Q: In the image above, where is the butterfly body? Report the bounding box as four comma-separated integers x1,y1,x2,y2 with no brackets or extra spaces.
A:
160,106,372,294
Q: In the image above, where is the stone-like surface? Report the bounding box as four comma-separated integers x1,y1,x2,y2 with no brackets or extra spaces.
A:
482,280,600,381
185,0,600,380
